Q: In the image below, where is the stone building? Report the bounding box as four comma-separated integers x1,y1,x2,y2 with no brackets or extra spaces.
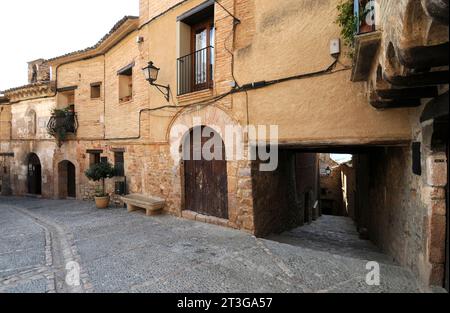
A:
0,0,448,289
319,154,345,216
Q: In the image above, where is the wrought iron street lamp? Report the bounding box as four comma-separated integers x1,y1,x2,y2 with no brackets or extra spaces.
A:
142,61,170,102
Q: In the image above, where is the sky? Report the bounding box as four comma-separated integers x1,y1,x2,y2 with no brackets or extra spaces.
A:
0,0,139,92
331,154,353,164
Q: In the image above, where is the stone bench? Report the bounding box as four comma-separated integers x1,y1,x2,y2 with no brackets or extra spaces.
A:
121,194,166,216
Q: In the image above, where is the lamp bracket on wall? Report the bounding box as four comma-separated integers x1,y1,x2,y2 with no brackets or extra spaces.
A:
142,61,170,102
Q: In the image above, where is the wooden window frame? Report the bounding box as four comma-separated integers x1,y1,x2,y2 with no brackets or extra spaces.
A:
190,19,214,92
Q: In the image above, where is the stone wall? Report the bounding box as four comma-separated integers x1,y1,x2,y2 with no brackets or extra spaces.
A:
319,154,345,216
56,56,106,139
251,151,320,236
27,59,50,83
296,153,320,223
367,147,428,283
0,154,12,195
341,163,356,219
10,98,55,140
5,141,57,198
0,104,11,140
366,143,447,287
252,150,306,237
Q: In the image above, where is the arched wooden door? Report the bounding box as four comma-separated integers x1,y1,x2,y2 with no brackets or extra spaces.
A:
58,161,76,199
27,153,42,195
184,126,229,219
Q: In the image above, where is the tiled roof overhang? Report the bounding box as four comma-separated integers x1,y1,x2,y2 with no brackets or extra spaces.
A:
0,96,9,104
1,81,56,103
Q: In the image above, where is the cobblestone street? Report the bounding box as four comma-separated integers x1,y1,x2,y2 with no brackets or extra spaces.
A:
0,197,435,293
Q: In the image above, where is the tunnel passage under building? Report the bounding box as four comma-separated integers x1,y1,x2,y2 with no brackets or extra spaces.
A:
251,143,449,289
251,147,368,237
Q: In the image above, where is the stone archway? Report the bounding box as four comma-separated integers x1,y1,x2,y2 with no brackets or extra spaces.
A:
166,105,255,232
58,160,77,199
27,153,42,195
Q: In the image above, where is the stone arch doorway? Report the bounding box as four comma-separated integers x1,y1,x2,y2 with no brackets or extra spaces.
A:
183,126,229,219
27,153,42,195
58,160,76,199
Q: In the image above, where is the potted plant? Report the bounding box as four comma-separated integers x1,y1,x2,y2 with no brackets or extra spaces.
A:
85,162,116,209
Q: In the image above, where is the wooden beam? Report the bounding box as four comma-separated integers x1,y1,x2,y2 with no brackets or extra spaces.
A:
384,71,449,87
398,43,449,69
376,86,439,100
370,98,422,109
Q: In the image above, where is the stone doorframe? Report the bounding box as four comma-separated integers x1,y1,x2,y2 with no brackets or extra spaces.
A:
167,105,255,233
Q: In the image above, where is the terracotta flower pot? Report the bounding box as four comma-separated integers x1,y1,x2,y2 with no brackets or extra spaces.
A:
95,196,110,209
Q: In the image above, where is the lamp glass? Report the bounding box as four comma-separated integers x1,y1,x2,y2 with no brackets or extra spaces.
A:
143,62,159,83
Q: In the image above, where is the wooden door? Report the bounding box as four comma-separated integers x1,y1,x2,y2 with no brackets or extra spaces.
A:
184,127,228,219
67,162,76,198
27,154,41,195
191,21,214,92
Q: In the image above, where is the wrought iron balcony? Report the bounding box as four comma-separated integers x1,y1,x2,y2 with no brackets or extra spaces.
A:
47,108,78,145
177,46,214,96
47,112,78,134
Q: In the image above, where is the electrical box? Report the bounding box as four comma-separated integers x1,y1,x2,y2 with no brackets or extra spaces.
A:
330,39,341,56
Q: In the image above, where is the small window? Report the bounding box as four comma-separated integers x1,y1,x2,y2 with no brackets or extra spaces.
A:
118,65,133,103
88,152,101,165
91,83,102,99
114,152,125,177
101,157,108,164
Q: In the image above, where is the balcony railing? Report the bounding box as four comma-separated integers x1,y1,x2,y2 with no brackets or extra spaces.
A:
177,46,214,96
47,109,78,145
355,0,377,35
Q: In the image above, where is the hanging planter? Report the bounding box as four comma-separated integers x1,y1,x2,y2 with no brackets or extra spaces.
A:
47,106,78,146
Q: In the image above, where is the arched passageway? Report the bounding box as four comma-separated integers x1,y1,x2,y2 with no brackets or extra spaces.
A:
58,160,76,199
27,153,41,195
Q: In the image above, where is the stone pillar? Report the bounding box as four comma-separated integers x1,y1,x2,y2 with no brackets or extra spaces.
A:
423,152,448,286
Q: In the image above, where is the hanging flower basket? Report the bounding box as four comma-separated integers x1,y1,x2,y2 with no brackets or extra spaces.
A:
47,106,78,146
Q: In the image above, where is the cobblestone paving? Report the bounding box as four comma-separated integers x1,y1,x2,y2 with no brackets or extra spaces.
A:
0,197,436,293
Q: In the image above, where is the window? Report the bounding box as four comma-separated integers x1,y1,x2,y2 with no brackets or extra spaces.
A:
192,21,215,90
91,83,102,99
176,1,215,95
114,152,125,177
118,64,134,103
87,150,102,165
